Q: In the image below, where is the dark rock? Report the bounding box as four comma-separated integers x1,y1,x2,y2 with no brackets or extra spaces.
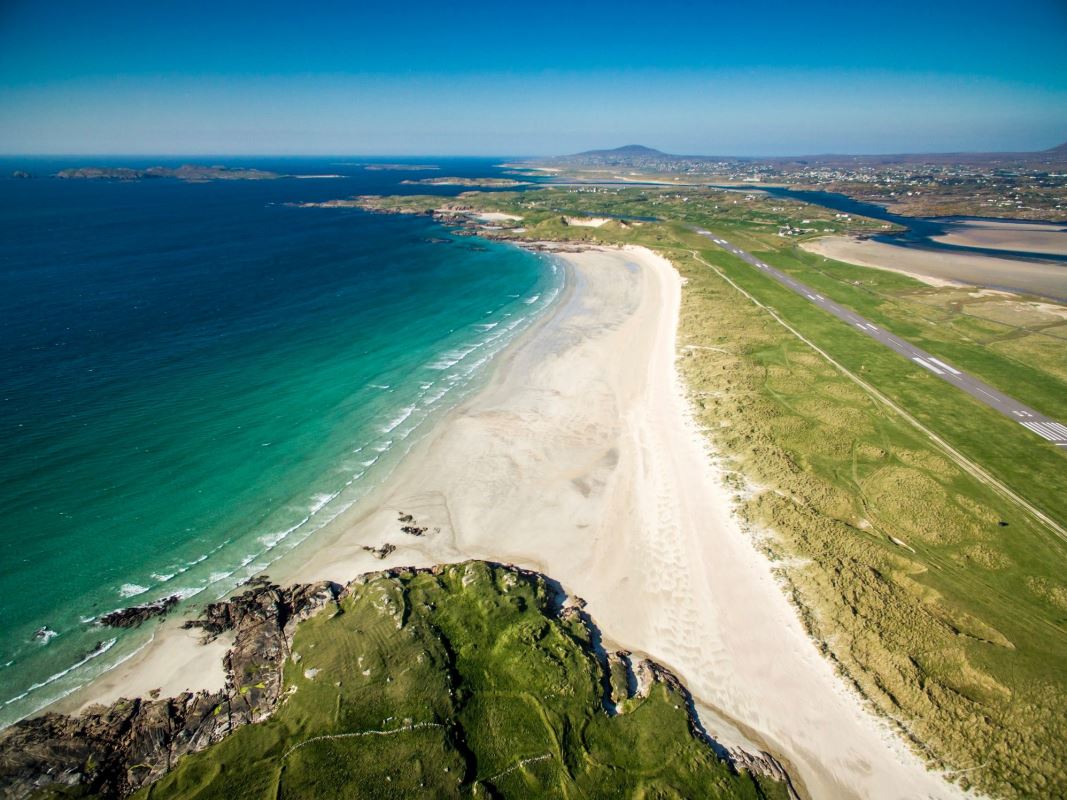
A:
361,543,396,560
99,595,179,628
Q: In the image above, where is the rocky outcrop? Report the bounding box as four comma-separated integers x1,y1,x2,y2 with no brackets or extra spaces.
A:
633,658,802,800
0,565,799,799
0,578,342,799
361,543,396,559
99,595,179,628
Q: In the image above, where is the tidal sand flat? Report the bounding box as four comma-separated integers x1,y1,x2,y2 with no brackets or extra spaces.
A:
931,219,1067,256
278,245,962,800
802,234,1067,300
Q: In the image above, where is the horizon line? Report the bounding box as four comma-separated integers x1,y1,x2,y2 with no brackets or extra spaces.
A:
1,141,1064,161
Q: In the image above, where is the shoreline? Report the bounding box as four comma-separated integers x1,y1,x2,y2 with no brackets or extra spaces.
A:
263,243,961,799
44,242,960,798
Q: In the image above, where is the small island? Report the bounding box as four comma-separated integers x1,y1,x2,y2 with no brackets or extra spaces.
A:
361,163,440,171
55,165,283,182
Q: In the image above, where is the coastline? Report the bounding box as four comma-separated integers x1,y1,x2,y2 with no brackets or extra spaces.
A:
265,243,960,799
44,242,961,798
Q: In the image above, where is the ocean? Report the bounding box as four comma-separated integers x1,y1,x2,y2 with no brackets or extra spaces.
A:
0,157,562,725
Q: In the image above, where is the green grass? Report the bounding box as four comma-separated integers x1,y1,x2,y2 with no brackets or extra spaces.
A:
131,563,787,800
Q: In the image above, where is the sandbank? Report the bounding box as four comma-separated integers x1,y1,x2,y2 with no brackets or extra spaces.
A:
802,235,1067,300
932,219,1067,256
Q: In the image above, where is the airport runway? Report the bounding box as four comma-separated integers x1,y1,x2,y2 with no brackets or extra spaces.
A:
694,229,1067,448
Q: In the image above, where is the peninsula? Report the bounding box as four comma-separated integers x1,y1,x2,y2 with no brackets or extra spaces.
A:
399,176,529,187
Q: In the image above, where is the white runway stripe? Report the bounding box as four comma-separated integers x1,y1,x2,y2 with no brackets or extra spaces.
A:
926,357,961,375
1045,421,1067,437
1022,422,1060,441
1030,422,1067,440
913,357,944,375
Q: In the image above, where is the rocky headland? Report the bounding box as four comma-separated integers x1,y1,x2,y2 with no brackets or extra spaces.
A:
0,562,795,799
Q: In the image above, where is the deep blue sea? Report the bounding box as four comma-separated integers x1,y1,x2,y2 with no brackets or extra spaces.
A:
0,157,561,725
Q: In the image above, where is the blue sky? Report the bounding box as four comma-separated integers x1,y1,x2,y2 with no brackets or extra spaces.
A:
1,0,1065,155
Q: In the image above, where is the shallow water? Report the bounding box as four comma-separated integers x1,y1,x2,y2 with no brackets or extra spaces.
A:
0,157,561,725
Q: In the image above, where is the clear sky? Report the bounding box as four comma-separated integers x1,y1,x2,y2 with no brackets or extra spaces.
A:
1,0,1065,156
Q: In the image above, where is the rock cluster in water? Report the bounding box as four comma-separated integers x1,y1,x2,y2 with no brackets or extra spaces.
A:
99,595,180,628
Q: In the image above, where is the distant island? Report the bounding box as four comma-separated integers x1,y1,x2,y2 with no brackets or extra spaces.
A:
361,163,440,171
399,176,529,187
55,165,283,182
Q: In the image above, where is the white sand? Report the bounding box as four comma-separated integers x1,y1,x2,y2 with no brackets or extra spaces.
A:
802,235,1067,300
563,216,611,227
55,619,232,713
473,211,523,222
276,245,962,800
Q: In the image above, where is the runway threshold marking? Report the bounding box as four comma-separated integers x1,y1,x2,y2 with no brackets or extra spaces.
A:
913,357,944,375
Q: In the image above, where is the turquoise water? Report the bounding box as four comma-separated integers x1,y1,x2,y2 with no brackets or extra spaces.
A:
0,158,562,724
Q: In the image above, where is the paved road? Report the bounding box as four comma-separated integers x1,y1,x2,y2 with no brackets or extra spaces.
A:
693,228,1067,448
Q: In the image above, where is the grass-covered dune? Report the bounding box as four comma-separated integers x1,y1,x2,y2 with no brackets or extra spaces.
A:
126,562,788,799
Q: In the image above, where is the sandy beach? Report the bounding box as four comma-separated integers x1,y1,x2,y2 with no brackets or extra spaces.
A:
272,244,960,799
802,234,1067,300
58,244,964,799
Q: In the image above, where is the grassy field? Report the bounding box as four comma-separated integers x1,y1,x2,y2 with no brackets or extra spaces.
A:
122,563,786,800
351,186,1067,798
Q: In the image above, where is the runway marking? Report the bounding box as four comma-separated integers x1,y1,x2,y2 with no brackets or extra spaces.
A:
1046,421,1067,437
976,387,999,401
1034,423,1061,438
913,357,944,375
1022,422,1060,442
926,357,961,375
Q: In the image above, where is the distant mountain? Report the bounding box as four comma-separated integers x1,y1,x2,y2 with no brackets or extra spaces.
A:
538,140,1067,168
573,144,670,158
